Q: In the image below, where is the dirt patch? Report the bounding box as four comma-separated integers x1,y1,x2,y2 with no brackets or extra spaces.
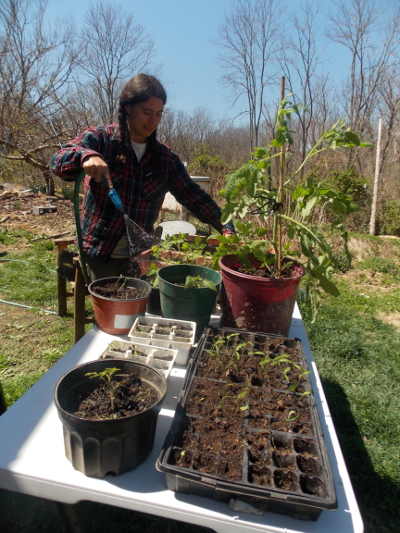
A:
378,312,400,329
0,188,75,237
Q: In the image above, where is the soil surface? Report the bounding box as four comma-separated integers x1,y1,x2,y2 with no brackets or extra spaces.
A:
91,279,148,300
76,370,159,420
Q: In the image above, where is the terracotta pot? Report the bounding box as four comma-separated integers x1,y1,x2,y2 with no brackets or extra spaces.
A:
135,249,170,276
136,248,212,276
218,255,305,337
88,277,151,335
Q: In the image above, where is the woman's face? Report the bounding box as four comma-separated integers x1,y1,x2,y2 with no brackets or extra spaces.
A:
125,96,164,143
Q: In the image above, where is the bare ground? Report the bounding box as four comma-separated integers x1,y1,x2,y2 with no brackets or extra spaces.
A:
0,184,75,238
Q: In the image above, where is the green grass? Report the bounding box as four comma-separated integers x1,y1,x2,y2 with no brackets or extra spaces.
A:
300,274,400,533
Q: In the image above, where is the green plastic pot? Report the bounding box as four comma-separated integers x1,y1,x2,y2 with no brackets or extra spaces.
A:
157,264,222,339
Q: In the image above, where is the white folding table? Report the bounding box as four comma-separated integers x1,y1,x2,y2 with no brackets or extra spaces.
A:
0,308,364,533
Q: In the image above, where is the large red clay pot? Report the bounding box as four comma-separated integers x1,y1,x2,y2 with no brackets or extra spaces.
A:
218,255,305,337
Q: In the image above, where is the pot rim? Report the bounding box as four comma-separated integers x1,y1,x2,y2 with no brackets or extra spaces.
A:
54,359,167,422
88,276,151,302
158,263,222,288
218,254,305,281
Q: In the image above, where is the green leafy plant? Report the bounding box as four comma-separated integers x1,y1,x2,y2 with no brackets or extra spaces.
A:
151,233,212,266
145,263,160,287
85,367,121,411
212,92,371,321
184,275,217,291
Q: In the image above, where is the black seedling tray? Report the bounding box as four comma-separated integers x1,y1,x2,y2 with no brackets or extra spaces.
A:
156,327,337,521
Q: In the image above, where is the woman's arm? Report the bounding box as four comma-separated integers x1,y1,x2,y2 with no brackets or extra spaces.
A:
167,154,234,235
50,126,114,187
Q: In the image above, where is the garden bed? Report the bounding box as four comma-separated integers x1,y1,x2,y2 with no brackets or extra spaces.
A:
157,327,337,521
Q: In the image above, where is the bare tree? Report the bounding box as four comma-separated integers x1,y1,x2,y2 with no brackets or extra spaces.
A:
0,0,80,193
215,0,282,150
280,2,327,162
328,0,400,138
79,0,156,124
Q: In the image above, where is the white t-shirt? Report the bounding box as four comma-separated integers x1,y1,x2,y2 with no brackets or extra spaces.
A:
130,140,147,162
111,140,147,259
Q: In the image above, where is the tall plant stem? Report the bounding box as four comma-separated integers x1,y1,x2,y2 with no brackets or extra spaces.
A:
277,76,286,275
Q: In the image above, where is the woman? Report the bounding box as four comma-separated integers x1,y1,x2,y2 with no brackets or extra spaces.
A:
51,74,234,281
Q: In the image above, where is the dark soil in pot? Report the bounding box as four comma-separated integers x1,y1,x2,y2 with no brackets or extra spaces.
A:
91,278,148,300
75,370,159,420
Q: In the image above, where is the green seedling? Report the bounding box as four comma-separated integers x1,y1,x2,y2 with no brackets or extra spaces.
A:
235,381,250,413
205,337,226,371
286,410,299,422
217,383,234,409
184,275,218,291
85,367,121,411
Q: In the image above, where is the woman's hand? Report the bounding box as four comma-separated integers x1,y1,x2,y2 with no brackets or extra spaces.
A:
82,156,113,189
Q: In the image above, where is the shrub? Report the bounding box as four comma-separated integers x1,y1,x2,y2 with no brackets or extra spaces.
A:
376,199,400,236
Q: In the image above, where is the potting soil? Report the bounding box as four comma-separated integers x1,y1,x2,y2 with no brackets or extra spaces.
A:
75,371,159,420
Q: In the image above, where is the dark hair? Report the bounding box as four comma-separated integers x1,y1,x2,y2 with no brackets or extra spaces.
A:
116,74,167,166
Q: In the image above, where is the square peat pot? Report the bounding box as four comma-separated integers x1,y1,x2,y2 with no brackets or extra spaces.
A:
156,327,337,521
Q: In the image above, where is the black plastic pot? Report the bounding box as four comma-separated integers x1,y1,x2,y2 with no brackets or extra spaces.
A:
146,286,162,316
55,360,167,477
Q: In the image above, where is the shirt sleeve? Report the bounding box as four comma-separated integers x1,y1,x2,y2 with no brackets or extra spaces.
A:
167,153,235,235
50,127,106,181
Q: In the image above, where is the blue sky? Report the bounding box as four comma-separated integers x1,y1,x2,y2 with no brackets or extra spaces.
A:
46,0,343,123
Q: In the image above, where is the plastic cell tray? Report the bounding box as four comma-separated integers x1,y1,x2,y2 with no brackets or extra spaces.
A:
128,317,196,367
156,327,337,521
99,340,178,379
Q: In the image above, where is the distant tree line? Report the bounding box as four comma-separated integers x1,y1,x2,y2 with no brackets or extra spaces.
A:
1,0,400,234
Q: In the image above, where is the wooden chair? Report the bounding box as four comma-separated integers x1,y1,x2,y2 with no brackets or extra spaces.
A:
55,237,94,344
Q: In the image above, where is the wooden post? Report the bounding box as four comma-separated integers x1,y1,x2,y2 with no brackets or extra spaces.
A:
55,237,75,316
277,76,286,275
369,118,382,235
73,257,87,344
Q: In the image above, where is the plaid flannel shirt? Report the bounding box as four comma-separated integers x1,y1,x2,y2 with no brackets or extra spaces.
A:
50,125,234,261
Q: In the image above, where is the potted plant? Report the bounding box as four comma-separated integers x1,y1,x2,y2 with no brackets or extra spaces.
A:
54,359,167,477
136,233,215,275
157,326,337,520
88,276,151,335
211,86,370,335
157,264,222,340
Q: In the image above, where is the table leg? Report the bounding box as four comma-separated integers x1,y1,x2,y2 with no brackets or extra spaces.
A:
56,503,83,533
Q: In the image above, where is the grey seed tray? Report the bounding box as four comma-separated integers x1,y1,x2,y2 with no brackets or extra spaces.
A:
156,327,337,521
99,340,178,379
128,317,196,367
